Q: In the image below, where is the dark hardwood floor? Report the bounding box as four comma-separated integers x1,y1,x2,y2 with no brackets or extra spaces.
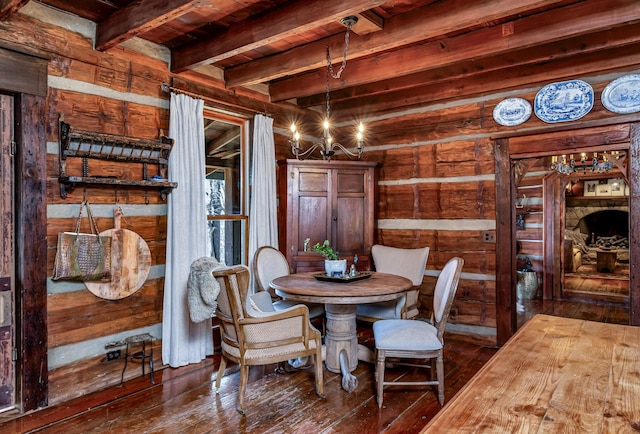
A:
516,298,629,329
1,326,496,434
1,300,629,434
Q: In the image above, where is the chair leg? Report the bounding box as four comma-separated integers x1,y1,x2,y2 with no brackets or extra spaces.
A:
314,346,324,397
215,356,227,392
430,358,437,381
376,349,386,408
237,364,249,415
436,352,445,406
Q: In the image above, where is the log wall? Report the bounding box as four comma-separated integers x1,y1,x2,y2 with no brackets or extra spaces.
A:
0,5,285,406
328,71,640,346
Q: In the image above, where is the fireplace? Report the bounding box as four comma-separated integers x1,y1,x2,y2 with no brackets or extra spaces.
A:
565,198,629,268
577,209,629,249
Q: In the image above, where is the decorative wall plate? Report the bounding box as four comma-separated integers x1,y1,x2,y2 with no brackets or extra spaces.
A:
601,74,640,114
493,98,532,126
534,79,594,123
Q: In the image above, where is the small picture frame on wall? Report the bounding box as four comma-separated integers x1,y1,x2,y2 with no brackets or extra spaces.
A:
596,183,612,196
584,180,598,196
609,178,625,196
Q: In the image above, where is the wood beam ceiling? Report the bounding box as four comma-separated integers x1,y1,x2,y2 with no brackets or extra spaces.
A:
96,0,202,51
225,0,571,89
303,23,640,113
170,0,388,73
269,0,640,102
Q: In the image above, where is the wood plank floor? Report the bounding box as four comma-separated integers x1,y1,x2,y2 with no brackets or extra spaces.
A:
1,326,496,434
1,300,628,434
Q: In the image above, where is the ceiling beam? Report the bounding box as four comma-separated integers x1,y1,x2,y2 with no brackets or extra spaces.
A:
299,23,640,108
269,0,640,101
170,0,387,73
96,0,201,51
0,0,28,20
206,128,240,156
224,0,571,88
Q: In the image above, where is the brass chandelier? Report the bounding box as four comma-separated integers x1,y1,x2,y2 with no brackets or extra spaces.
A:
290,16,365,161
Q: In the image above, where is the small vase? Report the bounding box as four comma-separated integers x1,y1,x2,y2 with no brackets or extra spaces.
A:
325,259,347,277
516,271,539,300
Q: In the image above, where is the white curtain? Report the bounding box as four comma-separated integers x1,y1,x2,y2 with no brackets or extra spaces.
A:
248,114,279,279
162,93,213,367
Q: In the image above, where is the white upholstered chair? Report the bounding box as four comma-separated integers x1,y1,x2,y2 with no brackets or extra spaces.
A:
356,245,429,321
253,246,325,319
213,265,324,414
373,257,463,408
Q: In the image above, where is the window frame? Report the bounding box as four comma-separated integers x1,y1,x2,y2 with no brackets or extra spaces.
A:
203,109,250,265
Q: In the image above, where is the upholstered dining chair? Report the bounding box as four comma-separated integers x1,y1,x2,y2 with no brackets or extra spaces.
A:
213,265,324,414
253,245,325,321
372,257,464,408
356,245,430,322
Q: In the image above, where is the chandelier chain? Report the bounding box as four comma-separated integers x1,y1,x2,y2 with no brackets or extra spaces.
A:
326,22,352,118
288,17,364,161
326,21,352,79
326,52,331,119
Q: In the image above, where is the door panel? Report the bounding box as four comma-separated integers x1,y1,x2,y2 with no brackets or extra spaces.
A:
0,94,15,410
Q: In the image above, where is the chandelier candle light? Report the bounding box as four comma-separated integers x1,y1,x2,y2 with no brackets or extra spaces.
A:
549,151,622,175
290,16,365,161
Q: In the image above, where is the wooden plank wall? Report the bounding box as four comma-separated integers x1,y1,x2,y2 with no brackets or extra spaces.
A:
0,6,279,406
365,130,498,345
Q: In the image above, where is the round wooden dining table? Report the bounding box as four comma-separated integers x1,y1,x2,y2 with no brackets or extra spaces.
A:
270,271,412,392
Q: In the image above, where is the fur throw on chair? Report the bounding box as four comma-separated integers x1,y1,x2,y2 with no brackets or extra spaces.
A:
188,257,224,323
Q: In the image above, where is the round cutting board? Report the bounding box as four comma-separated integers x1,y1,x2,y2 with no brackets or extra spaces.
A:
84,210,151,300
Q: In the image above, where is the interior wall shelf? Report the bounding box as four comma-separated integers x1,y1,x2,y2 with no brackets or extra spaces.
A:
58,118,177,199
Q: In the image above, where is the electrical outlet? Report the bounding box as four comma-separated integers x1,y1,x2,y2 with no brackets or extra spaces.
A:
483,232,496,243
107,350,121,361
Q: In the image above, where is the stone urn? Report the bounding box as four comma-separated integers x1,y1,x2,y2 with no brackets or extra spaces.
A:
516,271,539,300
325,259,347,277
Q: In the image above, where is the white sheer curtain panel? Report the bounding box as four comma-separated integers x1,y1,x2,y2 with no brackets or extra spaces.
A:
248,114,279,283
162,92,213,367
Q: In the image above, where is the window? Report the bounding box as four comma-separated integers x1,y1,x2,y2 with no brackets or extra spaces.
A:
204,111,248,265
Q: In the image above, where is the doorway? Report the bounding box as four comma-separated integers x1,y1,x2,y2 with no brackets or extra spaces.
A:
513,155,630,306
559,174,629,304
494,123,640,345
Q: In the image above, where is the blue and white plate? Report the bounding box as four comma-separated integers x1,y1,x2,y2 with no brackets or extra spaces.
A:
534,79,594,123
602,74,640,114
493,98,532,126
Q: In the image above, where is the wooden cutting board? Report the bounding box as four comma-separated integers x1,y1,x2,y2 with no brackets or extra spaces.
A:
84,207,151,300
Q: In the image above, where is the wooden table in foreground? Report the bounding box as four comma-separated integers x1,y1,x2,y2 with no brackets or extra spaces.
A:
421,314,640,433
271,271,412,392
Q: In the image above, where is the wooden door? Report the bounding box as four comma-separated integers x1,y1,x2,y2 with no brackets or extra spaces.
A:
294,166,332,253
333,167,374,261
0,94,15,410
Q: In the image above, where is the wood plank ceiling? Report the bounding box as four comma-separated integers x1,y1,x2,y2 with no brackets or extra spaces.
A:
11,0,640,124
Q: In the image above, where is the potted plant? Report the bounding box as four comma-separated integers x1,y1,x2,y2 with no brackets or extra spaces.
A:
305,238,347,276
